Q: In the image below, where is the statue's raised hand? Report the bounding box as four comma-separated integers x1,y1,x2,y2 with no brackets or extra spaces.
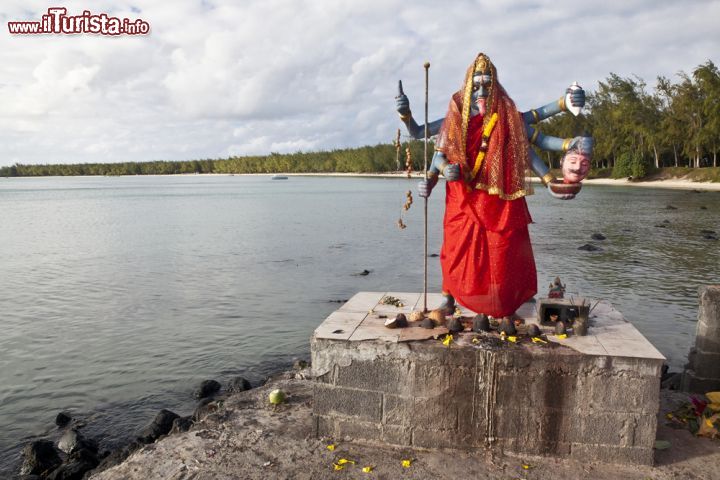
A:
567,85,585,109
443,163,460,181
396,80,411,116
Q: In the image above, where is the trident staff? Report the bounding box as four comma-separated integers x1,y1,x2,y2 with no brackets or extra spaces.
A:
423,61,430,313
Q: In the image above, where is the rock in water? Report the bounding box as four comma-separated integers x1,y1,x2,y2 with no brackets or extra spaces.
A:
498,318,516,336
527,324,541,337
227,377,252,393
578,243,602,252
472,314,490,332
195,379,221,399
58,429,97,455
137,409,180,444
46,458,96,480
590,233,606,240
55,411,72,428
20,440,62,476
447,317,463,334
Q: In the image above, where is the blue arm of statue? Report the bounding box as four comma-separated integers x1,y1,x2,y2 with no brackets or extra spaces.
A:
521,85,585,124
522,85,586,151
396,80,444,139
417,150,461,198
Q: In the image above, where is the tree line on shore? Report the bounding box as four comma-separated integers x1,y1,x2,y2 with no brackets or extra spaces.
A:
2,61,718,179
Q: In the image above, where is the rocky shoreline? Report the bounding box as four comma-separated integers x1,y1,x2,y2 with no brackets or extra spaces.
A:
16,371,261,480
14,363,720,480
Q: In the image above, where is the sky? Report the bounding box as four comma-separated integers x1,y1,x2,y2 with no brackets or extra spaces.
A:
0,0,719,166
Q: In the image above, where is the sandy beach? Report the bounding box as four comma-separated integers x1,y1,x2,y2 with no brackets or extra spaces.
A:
6,172,720,191
262,172,720,191
581,177,720,191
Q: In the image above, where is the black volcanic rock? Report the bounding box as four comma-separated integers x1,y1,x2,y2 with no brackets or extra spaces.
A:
137,409,180,444
227,376,252,393
20,440,61,476
195,379,221,399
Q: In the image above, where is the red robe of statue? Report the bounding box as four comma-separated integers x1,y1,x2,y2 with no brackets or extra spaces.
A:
440,113,537,317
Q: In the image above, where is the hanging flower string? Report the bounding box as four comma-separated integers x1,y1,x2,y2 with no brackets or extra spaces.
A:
397,190,413,230
405,146,413,178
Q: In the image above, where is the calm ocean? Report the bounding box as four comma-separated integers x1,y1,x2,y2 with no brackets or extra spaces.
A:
1,175,718,475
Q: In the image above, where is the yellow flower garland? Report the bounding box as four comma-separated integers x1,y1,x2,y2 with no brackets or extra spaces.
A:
471,112,499,178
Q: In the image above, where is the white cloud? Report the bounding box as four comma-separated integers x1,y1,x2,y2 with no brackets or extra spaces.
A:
0,0,718,165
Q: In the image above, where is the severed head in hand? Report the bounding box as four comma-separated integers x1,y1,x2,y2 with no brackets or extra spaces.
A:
561,149,591,184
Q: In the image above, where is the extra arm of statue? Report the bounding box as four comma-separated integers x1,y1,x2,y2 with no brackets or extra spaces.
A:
521,84,594,199
521,85,586,125
523,85,587,151
396,80,444,139
417,150,460,198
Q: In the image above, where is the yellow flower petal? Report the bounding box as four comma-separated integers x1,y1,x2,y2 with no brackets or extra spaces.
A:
362,466,373,473
508,336,517,343
442,334,453,346
706,419,714,428
401,459,412,468
556,334,568,340
706,392,720,403
522,463,533,470
337,458,355,465
326,444,336,451
531,337,547,344
333,463,344,471
472,337,480,344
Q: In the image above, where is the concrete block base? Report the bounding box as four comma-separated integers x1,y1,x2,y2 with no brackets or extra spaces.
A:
311,292,665,466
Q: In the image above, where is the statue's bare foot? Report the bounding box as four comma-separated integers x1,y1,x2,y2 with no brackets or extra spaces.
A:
439,293,455,315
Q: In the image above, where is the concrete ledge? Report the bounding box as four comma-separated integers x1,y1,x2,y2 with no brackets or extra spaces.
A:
311,292,665,466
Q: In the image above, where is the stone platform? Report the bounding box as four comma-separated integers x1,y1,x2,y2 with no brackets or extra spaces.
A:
311,292,666,465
